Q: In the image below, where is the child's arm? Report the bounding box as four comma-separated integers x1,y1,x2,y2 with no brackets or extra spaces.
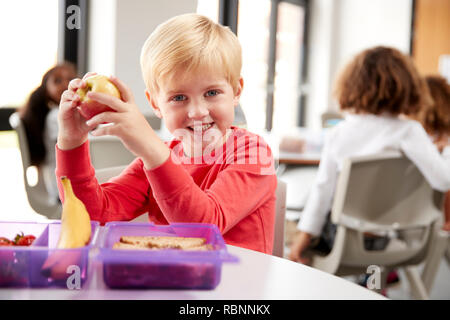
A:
55,73,155,223
434,135,449,153
401,122,450,191
142,153,277,234
56,130,276,229
296,132,338,236
288,132,338,263
288,231,313,264
55,140,153,224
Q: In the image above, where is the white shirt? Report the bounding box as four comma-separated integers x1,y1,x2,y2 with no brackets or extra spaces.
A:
297,113,450,236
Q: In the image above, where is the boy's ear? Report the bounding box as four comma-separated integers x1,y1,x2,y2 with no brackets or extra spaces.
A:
233,77,244,107
145,89,162,118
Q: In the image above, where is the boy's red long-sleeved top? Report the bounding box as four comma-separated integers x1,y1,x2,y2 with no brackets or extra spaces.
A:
55,127,277,254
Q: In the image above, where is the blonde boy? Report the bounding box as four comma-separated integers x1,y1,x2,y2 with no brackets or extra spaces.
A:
56,14,277,254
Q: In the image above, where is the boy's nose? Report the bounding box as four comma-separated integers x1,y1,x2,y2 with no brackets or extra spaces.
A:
188,103,209,119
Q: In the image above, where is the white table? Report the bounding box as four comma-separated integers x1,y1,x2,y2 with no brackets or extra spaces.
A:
0,245,385,300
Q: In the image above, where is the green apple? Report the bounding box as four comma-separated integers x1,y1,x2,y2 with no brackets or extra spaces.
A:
76,74,121,119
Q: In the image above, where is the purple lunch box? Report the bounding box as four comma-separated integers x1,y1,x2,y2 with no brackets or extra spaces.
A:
97,222,239,289
0,221,99,288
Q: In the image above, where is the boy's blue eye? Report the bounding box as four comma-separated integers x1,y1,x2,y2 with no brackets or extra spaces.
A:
172,95,186,102
205,90,219,97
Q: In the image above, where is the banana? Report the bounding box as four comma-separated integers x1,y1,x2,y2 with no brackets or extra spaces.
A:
56,176,92,248
41,177,92,279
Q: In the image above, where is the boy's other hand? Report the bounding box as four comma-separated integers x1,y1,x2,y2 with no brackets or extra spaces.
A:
85,76,170,168
57,72,98,150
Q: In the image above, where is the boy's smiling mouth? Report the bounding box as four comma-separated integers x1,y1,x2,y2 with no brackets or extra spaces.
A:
187,122,215,132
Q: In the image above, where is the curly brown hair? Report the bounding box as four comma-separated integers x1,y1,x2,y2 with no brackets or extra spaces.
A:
334,46,432,116
417,75,450,136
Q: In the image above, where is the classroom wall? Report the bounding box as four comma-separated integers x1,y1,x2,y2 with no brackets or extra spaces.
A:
305,0,413,130
87,0,198,116
412,0,450,76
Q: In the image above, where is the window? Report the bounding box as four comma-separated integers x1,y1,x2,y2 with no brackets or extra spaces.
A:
222,0,309,133
0,1,59,108
197,0,220,22
272,1,307,131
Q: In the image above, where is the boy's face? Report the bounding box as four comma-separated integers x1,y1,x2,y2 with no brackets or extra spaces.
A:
147,68,243,156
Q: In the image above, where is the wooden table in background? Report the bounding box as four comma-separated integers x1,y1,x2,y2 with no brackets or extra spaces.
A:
277,152,321,166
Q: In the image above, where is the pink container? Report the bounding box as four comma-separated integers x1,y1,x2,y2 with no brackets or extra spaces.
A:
0,221,99,288
98,222,239,289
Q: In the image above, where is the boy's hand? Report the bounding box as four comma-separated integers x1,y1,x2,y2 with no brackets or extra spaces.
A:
57,72,97,150
85,76,170,169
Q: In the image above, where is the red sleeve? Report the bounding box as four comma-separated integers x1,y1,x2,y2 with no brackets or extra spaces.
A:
55,141,150,224
144,138,277,234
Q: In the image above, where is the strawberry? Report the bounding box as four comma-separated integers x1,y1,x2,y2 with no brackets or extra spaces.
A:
0,237,12,246
13,232,36,246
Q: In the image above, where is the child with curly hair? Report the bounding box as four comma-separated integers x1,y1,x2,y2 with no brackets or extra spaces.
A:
289,46,450,264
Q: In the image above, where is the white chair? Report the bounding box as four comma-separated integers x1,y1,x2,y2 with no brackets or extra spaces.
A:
309,151,446,299
89,136,136,170
9,112,61,219
88,113,162,170
273,179,287,258
94,165,128,184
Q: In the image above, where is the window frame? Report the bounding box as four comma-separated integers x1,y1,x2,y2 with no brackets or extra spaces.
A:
58,0,89,75
220,0,310,131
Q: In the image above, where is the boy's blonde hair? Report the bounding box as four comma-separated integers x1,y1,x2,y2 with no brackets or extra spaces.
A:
140,13,242,94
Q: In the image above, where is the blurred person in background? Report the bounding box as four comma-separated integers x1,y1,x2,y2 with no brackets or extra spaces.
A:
289,46,450,266
413,75,450,230
20,62,77,203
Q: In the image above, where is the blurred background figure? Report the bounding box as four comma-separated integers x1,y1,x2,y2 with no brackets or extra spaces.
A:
288,46,450,265
19,62,77,203
413,75,450,230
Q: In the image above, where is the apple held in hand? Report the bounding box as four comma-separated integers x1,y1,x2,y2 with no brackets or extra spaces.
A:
76,75,121,120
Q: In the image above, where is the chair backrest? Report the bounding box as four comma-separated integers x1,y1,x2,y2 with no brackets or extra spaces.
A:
8,112,61,219
331,152,441,231
324,151,442,269
89,136,136,170
273,179,287,258
95,165,127,184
